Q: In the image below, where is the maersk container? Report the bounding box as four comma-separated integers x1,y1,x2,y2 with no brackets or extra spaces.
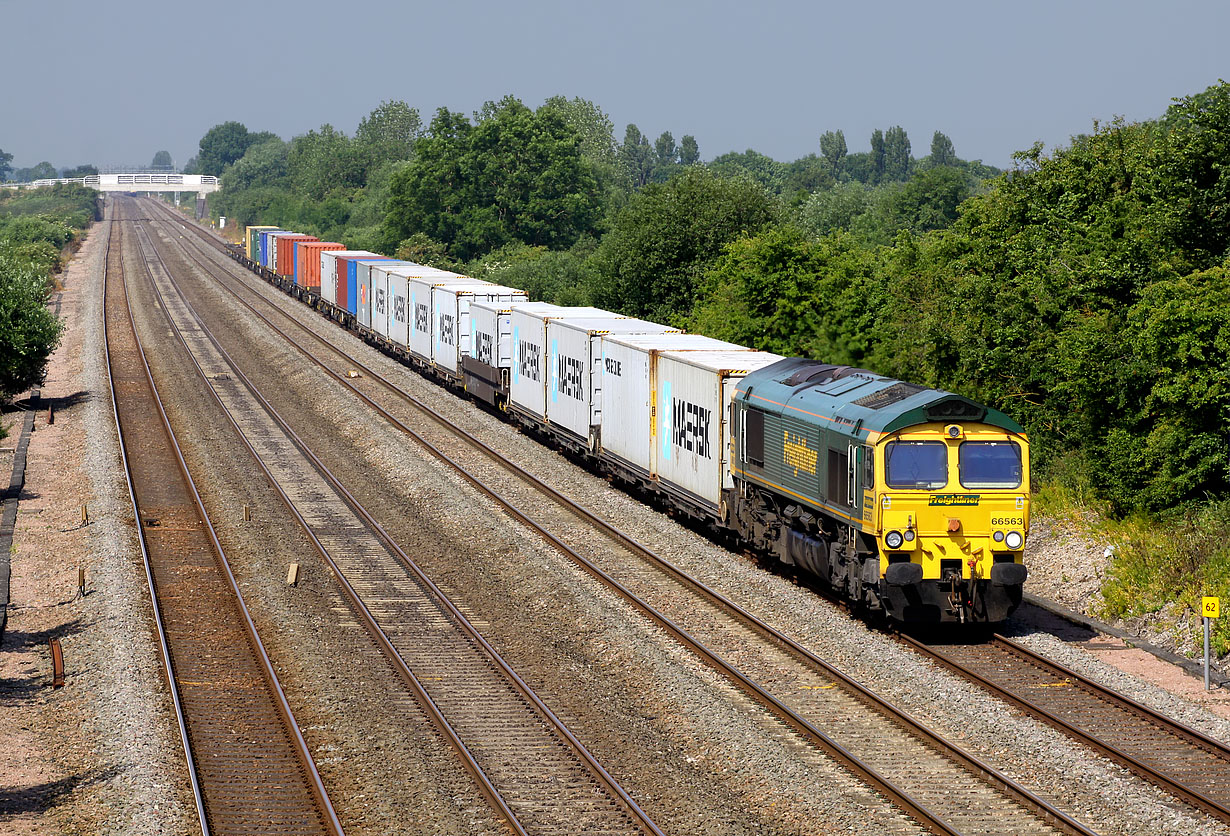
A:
508,306,625,420
406,273,489,360
599,334,758,482
470,300,562,375
321,250,377,306
298,241,341,291
543,317,682,446
375,264,459,349
648,350,784,510
353,258,403,328
431,282,526,375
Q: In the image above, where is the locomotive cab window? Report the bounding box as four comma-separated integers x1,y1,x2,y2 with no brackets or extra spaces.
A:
958,441,1022,489
885,441,947,489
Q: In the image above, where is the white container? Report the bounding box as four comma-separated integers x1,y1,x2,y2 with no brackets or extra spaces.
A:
407,274,490,360
598,334,751,474
543,317,681,443
354,258,402,329
321,250,378,306
470,300,563,373
371,266,391,338
375,264,456,349
605,349,782,509
509,307,618,419
433,283,527,375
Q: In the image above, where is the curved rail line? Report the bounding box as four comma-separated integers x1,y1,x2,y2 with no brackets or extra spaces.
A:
126,200,662,836
145,199,1104,836
901,631,1230,824
104,202,343,836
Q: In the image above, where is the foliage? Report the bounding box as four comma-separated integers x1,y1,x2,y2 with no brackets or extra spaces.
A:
197,122,277,178
692,225,883,361
152,150,173,169
0,248,63,400
0,148,12,181
467,237,598,305
382,97,602,261
354,100,421,176
14,161,56,182
588,166,779,324
61,164,98,178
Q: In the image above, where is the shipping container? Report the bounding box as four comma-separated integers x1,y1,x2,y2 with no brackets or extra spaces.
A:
641,350,783,510
280,234,317,280
349,256,396,324
297,241,342,292
374,264,462,349
320,250,378,305
466,301,562,404
335,252,383,313
268,232,298,272
599,334,759,485
542,317,682,445
259,230,287,267
406,273,489,360
353,258,404,328
245,225,277,261
431,283,528,376
507,306,629,421
371,264,391,338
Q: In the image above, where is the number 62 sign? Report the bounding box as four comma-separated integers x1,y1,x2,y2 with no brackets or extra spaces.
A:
1204,597,1221,619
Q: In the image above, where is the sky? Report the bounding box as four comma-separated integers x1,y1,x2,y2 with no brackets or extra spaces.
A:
1,0,1227,172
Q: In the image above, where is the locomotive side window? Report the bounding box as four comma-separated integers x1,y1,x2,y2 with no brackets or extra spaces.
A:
828,448,849,505
885,441,947,489
958,441,1022,489
745,407,765,468
863,445,874,489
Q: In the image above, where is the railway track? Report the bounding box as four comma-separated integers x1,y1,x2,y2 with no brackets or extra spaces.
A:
902,631,1230,824
122,198,662,836
104,203,343,836
145,199,1109,836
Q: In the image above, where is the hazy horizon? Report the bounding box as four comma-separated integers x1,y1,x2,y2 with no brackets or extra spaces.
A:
2,0,1226,172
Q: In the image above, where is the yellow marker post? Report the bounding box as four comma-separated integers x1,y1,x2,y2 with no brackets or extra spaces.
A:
1203,597,1220,690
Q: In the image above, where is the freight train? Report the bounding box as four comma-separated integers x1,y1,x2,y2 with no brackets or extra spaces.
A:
231,224,1030,624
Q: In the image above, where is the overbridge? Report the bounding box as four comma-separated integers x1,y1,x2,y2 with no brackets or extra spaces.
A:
8,173,220,193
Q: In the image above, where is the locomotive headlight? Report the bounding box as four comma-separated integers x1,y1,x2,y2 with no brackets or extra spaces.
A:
993,530,1005,543
885,530,904,550
904,529,915,542
1005,531,1024,550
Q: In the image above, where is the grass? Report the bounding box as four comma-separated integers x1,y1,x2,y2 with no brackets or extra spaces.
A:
1038,479,1230,657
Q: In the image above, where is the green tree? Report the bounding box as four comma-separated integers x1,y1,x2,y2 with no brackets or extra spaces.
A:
151,150,173,169
542,96,617,168
679,135,700,166
355,100,421,172
221,139,290,192
15,162,57,182
0,148,13,181
383,97,602,260
692,225,883,361
588,166,779,323
61,164,98,179
619,124,655,188
0,249,63,400
819,129,847,176
708,150,786,193
796,182,870,237
197,121,262,177
288,124,365,199
869,129,886,183
929,131,956,167
884,126,911,181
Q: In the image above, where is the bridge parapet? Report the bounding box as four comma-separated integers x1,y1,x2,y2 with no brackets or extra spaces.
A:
5,173,220,193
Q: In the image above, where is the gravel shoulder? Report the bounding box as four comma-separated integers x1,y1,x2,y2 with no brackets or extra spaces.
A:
0,215,196,835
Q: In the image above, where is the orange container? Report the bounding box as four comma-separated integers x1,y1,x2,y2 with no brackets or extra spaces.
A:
297,241,345,292
276,234,316,278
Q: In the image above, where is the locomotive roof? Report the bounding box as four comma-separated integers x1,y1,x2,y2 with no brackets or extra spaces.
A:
735,357,1024,439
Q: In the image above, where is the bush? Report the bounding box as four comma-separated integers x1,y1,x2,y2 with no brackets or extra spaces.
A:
0,250,63,400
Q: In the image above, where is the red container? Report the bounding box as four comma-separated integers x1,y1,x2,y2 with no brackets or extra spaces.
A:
277,234,316,278
298,241,345,292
